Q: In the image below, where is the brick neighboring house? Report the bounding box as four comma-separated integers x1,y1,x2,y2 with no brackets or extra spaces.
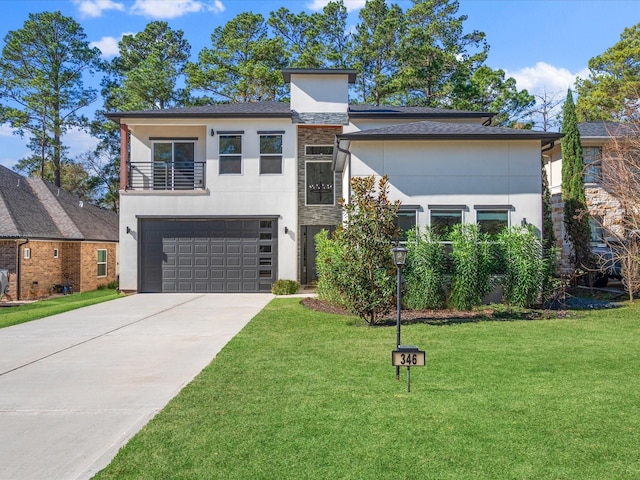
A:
107,68,561,294
544,121,626,275
0,165,119,301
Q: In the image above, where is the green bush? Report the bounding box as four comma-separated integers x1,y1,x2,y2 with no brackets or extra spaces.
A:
497,226,554,307
404,226,447,309
314,229,347,307
448,224,494,310
271,280,300,295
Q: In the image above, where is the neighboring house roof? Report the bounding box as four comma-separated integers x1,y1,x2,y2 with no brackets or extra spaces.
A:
0,165,118,242
282,68,357,83
578,121,632,138
337,120,563,144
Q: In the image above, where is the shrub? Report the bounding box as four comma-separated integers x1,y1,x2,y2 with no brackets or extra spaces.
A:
404,226,447,309
448,224,494,310
497,226,554,308
314,229,347,307
271,280,300,295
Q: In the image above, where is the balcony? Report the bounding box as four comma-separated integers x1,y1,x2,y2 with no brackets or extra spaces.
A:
127,161,206,191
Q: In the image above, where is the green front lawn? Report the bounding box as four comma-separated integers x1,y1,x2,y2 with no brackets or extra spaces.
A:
0,288,122,329
96,299,640,479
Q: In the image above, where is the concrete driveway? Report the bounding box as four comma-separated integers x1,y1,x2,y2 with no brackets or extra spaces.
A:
0,293,273,480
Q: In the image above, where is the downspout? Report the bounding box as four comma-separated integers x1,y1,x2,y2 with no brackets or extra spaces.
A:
541,141,555,153
335,140,352,203
16,239,29,301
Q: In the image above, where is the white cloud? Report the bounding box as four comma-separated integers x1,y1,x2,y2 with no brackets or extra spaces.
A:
0,123,13,138
506,62,590,97
90,36,122,58
306,0,366,12
72,0,125,18
130,0,224,18
64,128,100,157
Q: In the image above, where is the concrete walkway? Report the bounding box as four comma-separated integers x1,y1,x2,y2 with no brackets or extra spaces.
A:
0,293,273,480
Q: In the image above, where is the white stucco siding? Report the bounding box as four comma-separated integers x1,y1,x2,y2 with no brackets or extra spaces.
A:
119,119,298,292
289,74,349,113
347,139,543,234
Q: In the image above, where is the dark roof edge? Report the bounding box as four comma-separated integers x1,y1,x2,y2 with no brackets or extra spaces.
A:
348,111,495,119
337,132,564,143
282,68,357,84
104,111,293,123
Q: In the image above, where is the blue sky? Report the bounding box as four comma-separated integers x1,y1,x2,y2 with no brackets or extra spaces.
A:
1,0,639,169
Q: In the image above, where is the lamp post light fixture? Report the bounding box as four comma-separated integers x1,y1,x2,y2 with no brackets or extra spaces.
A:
391,245,408,380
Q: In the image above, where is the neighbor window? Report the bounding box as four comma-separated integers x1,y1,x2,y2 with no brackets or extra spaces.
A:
97,249,107,277
583,146,602,183
305,145,333,156
477,210,509,236
24,247,30,259
306,161,334,205
430,209,463,240
152,141,195,189
219,135,242,174
590,215,605,243
259,134,283,174
53,248,59,258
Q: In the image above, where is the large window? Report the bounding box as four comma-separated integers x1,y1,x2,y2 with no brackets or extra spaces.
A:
306,161,334,205
476,210,509,236
583,146,602,183
153,141,195,189
97,249,107,277
260,134,282,174
430,209,463,240
395,208,418,242
219,135,242,174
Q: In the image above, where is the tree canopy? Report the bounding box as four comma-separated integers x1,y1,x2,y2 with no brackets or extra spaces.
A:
0,11,101,187
576,22,640,121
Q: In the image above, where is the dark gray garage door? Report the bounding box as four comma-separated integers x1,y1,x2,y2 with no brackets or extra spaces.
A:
140,218,277,293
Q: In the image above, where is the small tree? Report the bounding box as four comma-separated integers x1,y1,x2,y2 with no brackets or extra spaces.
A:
328,175,400,325
599,118,640,300
561,89,592,281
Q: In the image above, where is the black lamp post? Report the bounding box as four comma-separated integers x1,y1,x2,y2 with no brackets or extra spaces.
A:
392,245,408,380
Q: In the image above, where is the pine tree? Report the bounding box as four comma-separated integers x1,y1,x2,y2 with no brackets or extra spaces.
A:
561,89,592,279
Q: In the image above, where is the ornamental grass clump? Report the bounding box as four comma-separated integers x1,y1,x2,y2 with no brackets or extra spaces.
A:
497,226,554,307
448,224,494,310
404,227,447,309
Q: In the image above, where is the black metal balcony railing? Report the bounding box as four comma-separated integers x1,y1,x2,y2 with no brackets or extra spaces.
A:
127,161,206,191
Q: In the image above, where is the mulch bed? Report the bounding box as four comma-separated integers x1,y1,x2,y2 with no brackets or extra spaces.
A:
300,297,555,325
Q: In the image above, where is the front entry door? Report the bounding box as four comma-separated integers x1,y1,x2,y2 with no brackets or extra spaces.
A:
301,225,335,285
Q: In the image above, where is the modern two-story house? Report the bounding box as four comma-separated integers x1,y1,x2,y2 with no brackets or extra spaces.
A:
107,69,561,294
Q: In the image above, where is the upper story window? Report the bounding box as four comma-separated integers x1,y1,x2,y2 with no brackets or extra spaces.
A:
583,146,602,184
152,141,196,190
306,161,334,205
476,209,510,236
260,134,283,175
305,145,333,156
219,134,242,175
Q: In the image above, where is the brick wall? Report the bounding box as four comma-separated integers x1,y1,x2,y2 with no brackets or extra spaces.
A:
0,240,118,301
